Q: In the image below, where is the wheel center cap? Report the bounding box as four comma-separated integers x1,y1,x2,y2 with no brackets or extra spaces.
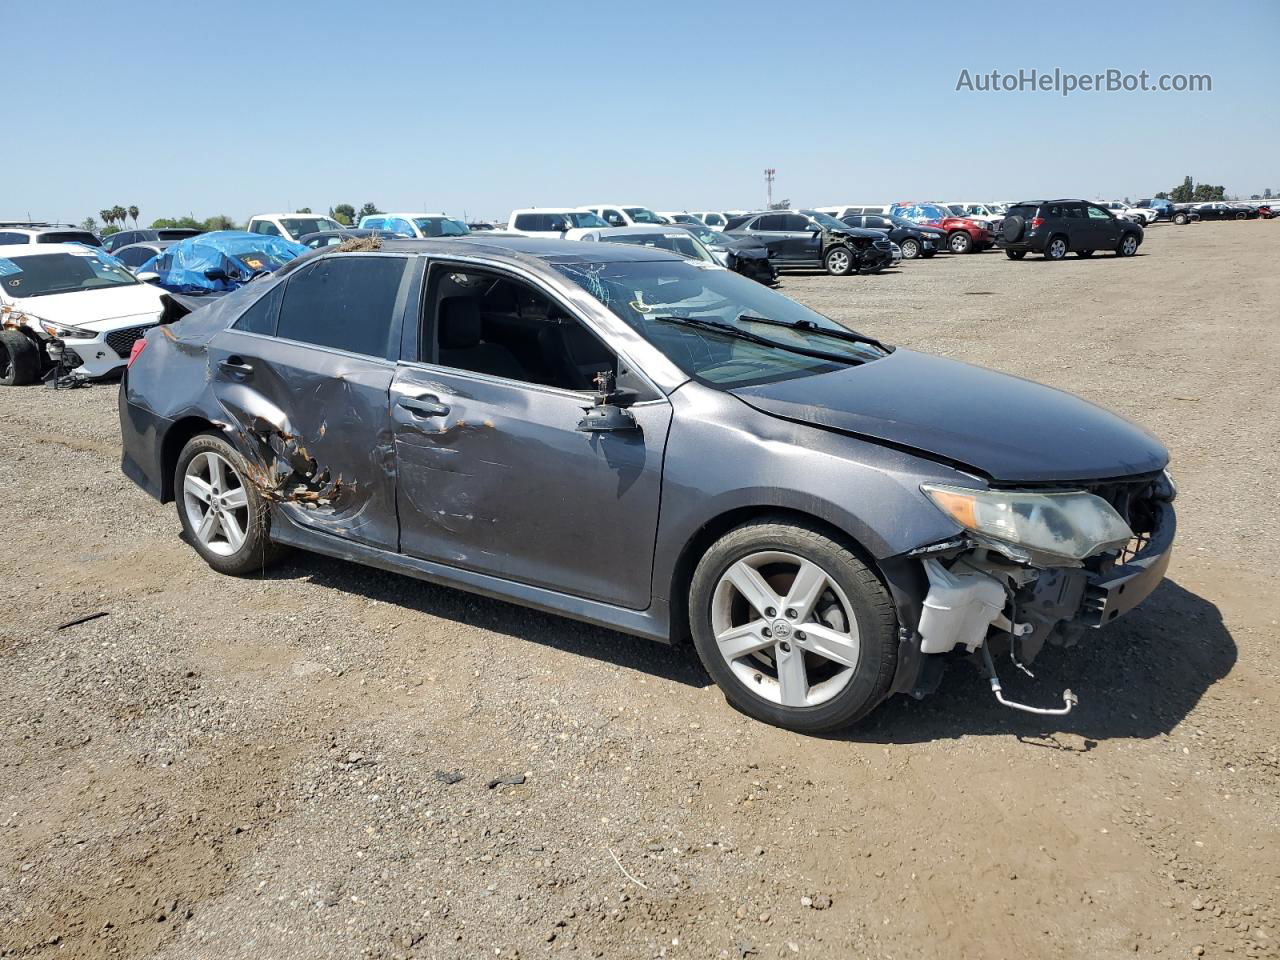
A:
771,619,792,640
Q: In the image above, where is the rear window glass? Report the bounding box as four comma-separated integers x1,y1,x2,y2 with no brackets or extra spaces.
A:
37,231,102,247
1007,205,1039,219
276,256,404,358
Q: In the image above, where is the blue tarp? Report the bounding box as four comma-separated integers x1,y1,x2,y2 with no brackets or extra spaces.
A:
138,231,307,293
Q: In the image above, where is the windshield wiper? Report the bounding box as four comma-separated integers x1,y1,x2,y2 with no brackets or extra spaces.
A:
652,315,867,366
735,314,886,352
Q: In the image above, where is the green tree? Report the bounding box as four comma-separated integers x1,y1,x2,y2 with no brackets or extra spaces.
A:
128,205,139,227
100,208,114,229
358,202,382,219
1155,191,1169,200
80,217,98,233
203,214,237,231
332,203,356,225
296,206,312,214
1169,176,1194,203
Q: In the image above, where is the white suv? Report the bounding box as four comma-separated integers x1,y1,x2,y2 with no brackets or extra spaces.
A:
0,221,102,248
582,204,665,227
506,208,609,238
0,243,170,385
246,213,342,243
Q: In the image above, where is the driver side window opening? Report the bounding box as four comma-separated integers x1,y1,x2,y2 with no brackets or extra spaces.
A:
421,265,618,392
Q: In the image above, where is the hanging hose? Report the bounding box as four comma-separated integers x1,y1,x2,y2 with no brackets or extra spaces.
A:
981,644,1078,716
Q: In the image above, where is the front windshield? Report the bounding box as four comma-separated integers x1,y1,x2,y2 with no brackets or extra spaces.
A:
681,224,726,244
624,207,662,224
889,216,922,229
414,217,469,237
0,250,137,299
804,211,850,231
553,259,885,387
281,217,341,236
567,211,608,228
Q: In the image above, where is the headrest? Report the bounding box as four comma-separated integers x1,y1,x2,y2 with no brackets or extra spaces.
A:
439,298,482,349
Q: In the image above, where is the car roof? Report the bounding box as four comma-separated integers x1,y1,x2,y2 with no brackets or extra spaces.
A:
116,240,178,251
379,235,684,264
250,213,338,220
366,212,452,218
509,207,597,214
582,226,696,236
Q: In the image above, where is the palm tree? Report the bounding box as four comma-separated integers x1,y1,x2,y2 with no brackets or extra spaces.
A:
100,208,114,230
128,205,139,227
112,205,128,229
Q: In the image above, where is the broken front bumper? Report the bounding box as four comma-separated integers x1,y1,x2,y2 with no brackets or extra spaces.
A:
1081,499,1175,626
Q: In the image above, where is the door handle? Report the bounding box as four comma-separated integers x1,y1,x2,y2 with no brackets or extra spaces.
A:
218,357,253,377
398,394,450,417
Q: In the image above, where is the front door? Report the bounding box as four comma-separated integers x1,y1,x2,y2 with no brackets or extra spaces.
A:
391,261,671,610
776,214,822,264
1086,205,1121,249
208,254,411,550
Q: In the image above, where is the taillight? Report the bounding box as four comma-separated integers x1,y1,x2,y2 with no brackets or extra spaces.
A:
127,338,148,368
1030,217,1044,229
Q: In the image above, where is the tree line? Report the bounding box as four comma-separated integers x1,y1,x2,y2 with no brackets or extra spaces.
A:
78,203,386,235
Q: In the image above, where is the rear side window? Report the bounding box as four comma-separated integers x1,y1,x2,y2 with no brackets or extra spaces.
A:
1007,204,1039,220
723,216,750,230
251,220,281,237
0,231,29,244
276,256,405,357
234,283,284,335
40,231,101,246
755,215,786,231
513,214,544,231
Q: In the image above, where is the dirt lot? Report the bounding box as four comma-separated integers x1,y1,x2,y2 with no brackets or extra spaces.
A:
2,221,1277,960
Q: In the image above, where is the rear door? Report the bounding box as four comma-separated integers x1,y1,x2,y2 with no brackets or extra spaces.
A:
207,254,411,549
390,259,671,609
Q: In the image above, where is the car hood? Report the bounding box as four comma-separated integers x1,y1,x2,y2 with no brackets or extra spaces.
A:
828,226,885,240
729,348,1168,483
11,283,167,331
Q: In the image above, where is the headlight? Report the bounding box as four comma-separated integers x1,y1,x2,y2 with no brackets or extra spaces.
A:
921,483,1134,562
37,319,96,340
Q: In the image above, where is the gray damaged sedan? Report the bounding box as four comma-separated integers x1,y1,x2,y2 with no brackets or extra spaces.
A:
119,236,1176,733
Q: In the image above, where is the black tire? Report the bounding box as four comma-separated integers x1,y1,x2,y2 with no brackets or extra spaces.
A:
688,518,898,734
1234,211,1246,220
175,431,287,576
1075,249,1095,258
920,249,937,259
899,238,920,259
0,330,40,387
1043,235,1069,260
1000,216,1025,243
1116,233,1140,257
1173,212,1189,225
1005,249,1027,260
823,246,855,276
947,231,973,254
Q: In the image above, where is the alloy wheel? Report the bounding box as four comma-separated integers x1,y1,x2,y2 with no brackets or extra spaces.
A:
826,249,851,274
901,239,919,259
183,451,251,557
1121,236,1138,256
711,551,860,708
1048,238,1067,259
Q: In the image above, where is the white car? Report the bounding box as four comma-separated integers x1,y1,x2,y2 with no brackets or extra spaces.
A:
943,202,1005,232
656,212,706,226
582,204,665,227
356,212,470,237
1101,202,1157,224
246,213,343,243
505,208,609,238
0,221,103,248
690,211,730,229
0,243,171,385
572,225,721,265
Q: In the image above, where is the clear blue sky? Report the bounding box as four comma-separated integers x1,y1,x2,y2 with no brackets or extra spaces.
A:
7,0,1278,225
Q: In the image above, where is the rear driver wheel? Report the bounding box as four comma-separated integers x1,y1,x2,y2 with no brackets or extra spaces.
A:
176,432,286,576
689,519,897,733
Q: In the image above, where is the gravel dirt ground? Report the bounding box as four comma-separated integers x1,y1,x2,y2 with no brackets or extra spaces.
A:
2,221,1277,960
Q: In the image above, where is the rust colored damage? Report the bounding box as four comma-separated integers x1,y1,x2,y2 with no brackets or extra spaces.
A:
232,420,352,508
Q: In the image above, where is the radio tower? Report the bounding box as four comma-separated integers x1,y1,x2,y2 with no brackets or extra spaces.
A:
764,168,776,208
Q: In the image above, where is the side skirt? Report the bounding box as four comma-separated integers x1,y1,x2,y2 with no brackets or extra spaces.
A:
269,511,673,644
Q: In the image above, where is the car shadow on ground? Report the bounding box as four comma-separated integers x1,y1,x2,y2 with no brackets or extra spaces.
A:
250,551,1232,741
849,579,1234,745
259,550,713,689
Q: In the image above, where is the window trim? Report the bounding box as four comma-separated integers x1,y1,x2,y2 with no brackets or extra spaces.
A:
262,253,412,361
410,256,665,400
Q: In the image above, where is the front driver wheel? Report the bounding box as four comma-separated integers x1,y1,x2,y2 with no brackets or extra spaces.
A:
176,432,286,576
1117,234,1140,257
823,247,854,276
899,238,920,259
947,231,972,254
689,519,897,733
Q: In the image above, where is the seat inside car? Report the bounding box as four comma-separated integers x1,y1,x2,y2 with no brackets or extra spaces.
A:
437,297,526,381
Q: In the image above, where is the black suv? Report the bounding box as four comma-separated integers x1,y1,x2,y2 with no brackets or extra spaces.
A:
723,210,894,275
841,214,944,259
999,200,1144,261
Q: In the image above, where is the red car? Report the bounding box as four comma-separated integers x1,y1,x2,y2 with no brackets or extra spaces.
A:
890,202,993,254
